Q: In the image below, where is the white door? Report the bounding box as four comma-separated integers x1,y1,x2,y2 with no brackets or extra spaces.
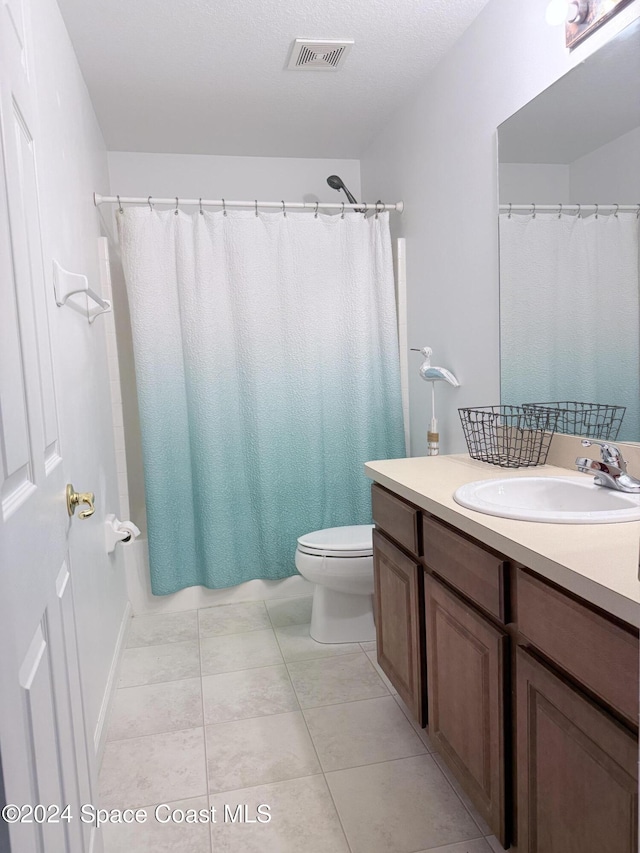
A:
0,0,96,850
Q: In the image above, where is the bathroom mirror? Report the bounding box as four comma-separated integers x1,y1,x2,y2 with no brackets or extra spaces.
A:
497,19,640,443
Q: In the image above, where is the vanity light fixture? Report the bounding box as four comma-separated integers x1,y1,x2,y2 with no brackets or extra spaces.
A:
546,0,633,47
545,0,589,25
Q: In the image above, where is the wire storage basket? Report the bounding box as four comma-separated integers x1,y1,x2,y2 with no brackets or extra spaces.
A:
521,401,625,441
459,405,558,468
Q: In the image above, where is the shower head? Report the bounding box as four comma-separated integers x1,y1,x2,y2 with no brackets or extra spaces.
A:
326,174,361,209
327,174,345,190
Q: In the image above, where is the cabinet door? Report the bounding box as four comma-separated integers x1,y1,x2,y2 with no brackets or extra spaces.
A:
373,529,425,724
516,646,638,853
425,575,508,846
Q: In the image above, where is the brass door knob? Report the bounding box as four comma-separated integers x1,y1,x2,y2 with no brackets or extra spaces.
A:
66,484,96,519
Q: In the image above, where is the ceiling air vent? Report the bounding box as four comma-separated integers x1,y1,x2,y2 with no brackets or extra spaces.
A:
287,39,354,72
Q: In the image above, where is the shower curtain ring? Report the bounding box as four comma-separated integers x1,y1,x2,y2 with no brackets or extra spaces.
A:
595,203,599,219
281,200,286,218
148,196,153,212
199,198,204,215
531,202,536,218
117,195,123,214
558,203,562,219
174,197,179,216
636,204,639,219
578,204,582,218
507,203,512,219
255,199,258,217
222,198,227,216
613,204,619,218
314,202,319,218
341,202,345,219
375,201,383,219
363,204,367,219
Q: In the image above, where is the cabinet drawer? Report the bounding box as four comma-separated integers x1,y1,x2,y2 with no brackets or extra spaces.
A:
422,516,507,622
516,568,639,727
372,484,421,557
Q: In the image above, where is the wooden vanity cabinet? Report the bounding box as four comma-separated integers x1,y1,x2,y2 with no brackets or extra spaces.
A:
372,528,426,724
516,567,639,727
514,569,639,853
371,485,426,724
425,575,508,846
371,480,639,851
515,646,638,853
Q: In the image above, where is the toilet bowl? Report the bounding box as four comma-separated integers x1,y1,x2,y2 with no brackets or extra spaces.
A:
295,524,376,644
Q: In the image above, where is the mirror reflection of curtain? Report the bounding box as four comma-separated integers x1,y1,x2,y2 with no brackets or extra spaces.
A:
118,208,406,595
500,212,640,441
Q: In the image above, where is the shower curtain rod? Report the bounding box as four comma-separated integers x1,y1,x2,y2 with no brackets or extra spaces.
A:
500,203,639,214
94,193,404,213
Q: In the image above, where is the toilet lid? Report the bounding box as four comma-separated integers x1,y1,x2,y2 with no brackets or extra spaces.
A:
297,524,374,558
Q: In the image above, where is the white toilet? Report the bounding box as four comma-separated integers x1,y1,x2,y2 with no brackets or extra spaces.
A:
295,524,376,644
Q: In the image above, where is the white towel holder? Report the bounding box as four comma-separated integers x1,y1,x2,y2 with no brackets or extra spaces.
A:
53,259,112,324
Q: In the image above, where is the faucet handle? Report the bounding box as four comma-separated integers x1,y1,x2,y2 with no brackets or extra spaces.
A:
581,439,626,471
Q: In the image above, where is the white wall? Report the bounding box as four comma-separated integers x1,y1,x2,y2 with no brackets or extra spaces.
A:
108,152,361,204
106,152,361,536
570,125,640,201
361,0,640,456
498,125,640,204
498,163,570,203
30,0,129,752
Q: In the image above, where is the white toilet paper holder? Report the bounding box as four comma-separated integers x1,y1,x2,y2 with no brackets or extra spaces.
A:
105,513,140,554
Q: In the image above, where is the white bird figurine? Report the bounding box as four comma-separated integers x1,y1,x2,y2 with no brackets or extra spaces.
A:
411,347,460,455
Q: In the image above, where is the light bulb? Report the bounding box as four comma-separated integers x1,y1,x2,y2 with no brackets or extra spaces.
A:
546,0,570,25
566,0,589,22
546,0,588,25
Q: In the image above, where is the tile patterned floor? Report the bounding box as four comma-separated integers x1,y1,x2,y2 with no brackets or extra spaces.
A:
100,596,503,853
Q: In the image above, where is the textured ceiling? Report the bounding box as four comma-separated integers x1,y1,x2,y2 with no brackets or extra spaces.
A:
56,0,491,157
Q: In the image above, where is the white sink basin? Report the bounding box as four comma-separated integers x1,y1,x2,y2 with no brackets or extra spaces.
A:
453,476,640,524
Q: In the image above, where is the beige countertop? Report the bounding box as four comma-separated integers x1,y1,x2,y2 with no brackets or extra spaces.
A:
365,454,640,628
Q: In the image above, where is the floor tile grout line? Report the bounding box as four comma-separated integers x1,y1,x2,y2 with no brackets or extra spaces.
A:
277,638,390,710
430,752,492,838
207,770,324,800
391,694,435,751
275,617,473,853
117,673,202,691
275,623,355,853
124,637,199,651
271,623,305,716
204,705,308,729
205,706,316,733
105,598,485,852
200,658,286,677
323,754,487,850
106,723,206,746
199,626,274,640
105,692,410,748
297,739,429,776
196,608,214,853
203,607,353,847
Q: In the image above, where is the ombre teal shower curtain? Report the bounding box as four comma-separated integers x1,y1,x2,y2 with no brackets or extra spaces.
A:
118,207,405,594
500,212,640,441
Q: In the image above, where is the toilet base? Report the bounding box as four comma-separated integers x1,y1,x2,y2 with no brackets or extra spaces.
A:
310,585,376,644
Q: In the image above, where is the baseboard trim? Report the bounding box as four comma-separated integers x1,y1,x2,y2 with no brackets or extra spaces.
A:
94,600,131,765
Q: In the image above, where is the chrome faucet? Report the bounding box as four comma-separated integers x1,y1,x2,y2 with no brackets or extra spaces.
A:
575,439,640,493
